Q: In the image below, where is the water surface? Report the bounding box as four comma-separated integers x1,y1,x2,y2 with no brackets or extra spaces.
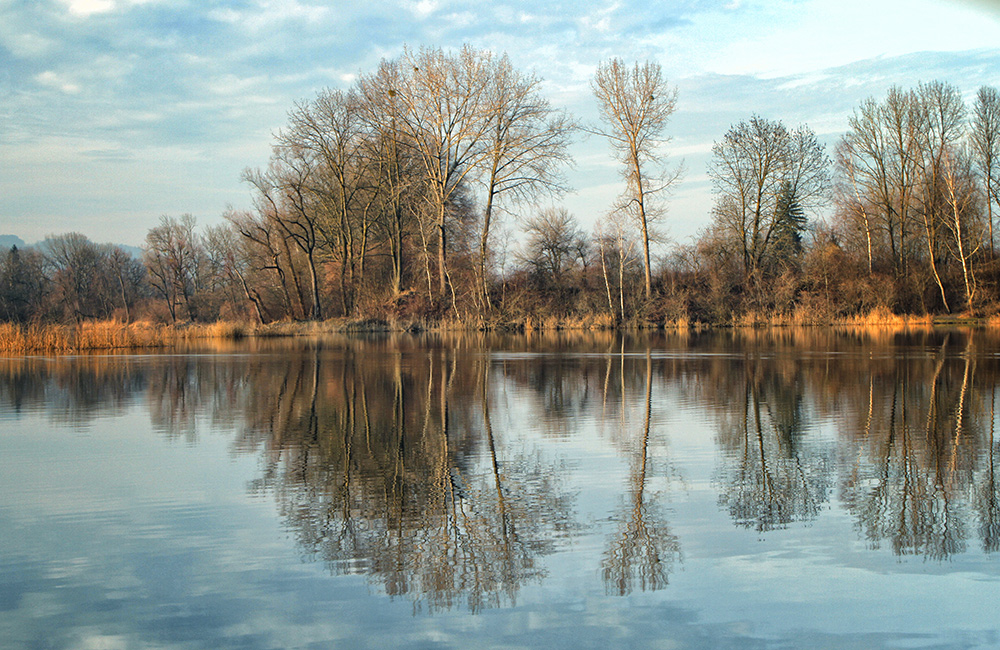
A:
2,329,1000,649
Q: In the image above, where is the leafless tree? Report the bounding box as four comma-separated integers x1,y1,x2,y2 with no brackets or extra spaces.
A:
837,88,922,278
592,58,679,300
205,221,267,323
144,214,204,322
243,151,323,320
972,86,1000,255
477,55,575,308
708,116,829,285
356,58,424,296
43,233,111,321
594,212,639,321
941,148,983,311
226,206,303,321
282,88,385,315
519,207,585,288
106,245,145,323
394,45,494,298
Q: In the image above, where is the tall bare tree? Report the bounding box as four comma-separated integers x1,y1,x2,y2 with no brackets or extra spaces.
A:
913,81,966,312
972,86,1000,256
592,58,678,300
836,88,922,278
243,149,324,320
941,149,982,310
394,45,494,298
477,55,575,308
356,58,422,296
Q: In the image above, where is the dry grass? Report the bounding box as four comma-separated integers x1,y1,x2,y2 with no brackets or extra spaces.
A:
0,307,978,356
838,306,934,328
0,319,268,355
726,306,938,330
0,321,171,354
515,313,619,331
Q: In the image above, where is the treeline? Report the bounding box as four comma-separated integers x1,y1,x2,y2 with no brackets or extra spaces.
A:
2,46,999,326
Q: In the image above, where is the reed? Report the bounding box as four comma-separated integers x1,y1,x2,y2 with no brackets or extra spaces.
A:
0,321,170,354
839,306,933,328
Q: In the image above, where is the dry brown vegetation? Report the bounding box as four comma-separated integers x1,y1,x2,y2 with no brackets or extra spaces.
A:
0,308,987,355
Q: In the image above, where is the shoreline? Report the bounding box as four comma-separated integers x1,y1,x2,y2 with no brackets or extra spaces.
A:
0,311,994,355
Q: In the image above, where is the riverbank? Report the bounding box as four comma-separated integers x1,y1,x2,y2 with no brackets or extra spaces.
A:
0,309,995,354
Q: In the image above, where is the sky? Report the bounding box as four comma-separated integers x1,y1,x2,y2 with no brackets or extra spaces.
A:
1,0,1000,248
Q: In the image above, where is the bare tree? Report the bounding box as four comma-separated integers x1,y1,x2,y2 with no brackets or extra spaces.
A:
477,55,575,308
519,207,584,288
592,58,679,300
205,222,267,324
43,233,111,321
941,148,983,311
972,86,1000,256
836,82,987,313
243,151,323,320
837,89,922,278
913,81,966,312
106,245,145,323
594,212,639,321
356,58,423,296
708,116,829,285
144,215,204,322
394,45,494,298
283,88,386,315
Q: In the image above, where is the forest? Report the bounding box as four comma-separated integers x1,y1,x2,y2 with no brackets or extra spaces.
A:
2,45,1000,329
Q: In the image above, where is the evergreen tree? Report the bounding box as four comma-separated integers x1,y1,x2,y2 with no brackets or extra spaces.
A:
0,246,46,323
771,181,807,270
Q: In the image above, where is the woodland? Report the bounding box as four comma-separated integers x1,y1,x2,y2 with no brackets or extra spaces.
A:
2,46,1000,329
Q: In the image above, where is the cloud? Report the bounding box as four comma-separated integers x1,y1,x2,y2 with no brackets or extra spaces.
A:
0,29,57,59
2,0,1000,246
60,0,116,17
688,0,1000,78
406,0,440,18
35,70,81,94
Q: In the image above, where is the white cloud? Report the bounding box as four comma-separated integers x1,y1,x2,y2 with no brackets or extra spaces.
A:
0,30,57,59
578,1,621,34
35,70,81,94
60,0,116,17
57,0,171,17
407,0,439,18
694,0,1000,78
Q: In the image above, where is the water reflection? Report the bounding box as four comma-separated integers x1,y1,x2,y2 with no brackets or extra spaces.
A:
5,328,1000,613
837,334,996,559
708,356,830,532
602,348,681,595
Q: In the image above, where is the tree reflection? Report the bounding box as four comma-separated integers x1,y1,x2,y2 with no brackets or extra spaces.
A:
975,388,1000,553
241,343,574,612
602,348,680,595
838,334,983,559
9,328,1000,586
712,357,829,532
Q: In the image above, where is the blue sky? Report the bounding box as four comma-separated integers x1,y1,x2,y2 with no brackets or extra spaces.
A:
1,0,999,247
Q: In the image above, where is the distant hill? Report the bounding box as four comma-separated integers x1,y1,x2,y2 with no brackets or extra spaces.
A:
0,235,27,250
118,244,143,259
0,235,142,258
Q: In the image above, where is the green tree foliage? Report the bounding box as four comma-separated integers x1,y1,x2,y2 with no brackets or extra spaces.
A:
771,181,807,269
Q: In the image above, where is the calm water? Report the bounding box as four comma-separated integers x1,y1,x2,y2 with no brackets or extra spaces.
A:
3,329,1000,649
